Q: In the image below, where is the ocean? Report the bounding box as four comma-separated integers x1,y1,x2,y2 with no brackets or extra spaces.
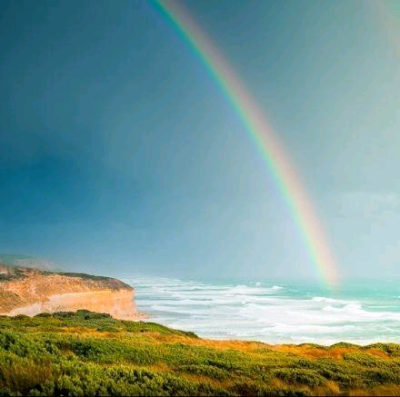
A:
124,277,400,345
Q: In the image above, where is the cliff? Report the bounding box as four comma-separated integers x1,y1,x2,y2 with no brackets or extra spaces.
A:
0,262,142,320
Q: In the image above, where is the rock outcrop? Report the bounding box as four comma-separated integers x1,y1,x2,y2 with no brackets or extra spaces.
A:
0,263,142,320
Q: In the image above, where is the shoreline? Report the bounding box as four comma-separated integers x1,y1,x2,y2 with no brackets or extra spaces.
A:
1,307,397,348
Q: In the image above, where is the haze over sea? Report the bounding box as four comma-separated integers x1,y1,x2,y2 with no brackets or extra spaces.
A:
125,277,400,345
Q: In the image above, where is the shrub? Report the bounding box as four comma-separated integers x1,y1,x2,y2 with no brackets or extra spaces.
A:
178,364,229,379
34,313,52,318
273,368,326,387
0,311,400,396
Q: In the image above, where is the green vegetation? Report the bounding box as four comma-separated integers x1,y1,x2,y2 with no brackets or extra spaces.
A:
0,262,130,291
53,273,132,289
0,267,26,283
55,273,115,281
0,311,399,396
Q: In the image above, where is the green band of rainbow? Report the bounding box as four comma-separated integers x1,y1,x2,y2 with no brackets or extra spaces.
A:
153,0,339,288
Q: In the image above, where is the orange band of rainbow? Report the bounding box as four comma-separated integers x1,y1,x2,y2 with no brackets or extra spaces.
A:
154,0,339,288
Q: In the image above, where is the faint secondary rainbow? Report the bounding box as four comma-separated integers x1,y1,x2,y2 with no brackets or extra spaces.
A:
154,0,339,288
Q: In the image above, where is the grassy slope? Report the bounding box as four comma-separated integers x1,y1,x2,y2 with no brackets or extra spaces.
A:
1,312,400,396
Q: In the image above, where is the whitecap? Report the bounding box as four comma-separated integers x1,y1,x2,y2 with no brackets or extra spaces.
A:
129,276,400,344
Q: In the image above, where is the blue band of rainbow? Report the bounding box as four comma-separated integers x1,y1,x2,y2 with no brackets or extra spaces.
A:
153,0,339,288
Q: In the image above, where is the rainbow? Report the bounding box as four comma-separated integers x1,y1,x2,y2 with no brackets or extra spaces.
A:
153,0,339,288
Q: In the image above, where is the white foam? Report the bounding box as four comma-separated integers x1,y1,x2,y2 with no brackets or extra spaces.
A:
128,277,400,344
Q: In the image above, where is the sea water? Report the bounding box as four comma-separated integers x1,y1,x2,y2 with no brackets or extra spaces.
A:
124,277,400,345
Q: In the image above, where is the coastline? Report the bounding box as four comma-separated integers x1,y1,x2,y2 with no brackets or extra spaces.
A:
1,289,147,321
130,276,400,345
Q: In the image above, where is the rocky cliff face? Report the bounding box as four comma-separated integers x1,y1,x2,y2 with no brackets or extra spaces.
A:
0,263,142,320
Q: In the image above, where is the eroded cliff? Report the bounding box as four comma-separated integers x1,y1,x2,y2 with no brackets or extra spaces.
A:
0,263,142,320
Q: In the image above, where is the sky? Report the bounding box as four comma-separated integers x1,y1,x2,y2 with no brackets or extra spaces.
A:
1,0,399,283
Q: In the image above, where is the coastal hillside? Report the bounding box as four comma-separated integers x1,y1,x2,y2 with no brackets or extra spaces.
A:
1,311,400,396
0,262,140,320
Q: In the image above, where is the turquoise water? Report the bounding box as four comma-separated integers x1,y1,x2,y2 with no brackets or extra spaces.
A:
125,277,400,345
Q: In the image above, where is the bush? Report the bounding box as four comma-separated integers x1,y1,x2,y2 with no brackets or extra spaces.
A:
34,313,52,318
0,311,400,396
273,368,326,387
178,364,229,379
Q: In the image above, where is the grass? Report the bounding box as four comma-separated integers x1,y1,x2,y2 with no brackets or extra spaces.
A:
0,311,399,396
51,273,132,290
0,261,131,291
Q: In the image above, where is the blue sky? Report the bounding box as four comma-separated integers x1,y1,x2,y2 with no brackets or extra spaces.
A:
1,0,399,282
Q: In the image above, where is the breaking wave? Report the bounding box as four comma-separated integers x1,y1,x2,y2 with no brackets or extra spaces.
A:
125,277,400,345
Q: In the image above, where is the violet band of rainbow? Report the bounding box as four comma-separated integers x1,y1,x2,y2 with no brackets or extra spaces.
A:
153,0,339,288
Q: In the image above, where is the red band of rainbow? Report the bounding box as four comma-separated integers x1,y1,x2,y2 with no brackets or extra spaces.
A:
154,0,339,288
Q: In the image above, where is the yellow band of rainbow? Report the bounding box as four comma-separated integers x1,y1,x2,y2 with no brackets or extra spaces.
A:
153,0,339,288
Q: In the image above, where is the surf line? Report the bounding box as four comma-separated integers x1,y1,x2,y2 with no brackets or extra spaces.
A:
153,0,339,288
